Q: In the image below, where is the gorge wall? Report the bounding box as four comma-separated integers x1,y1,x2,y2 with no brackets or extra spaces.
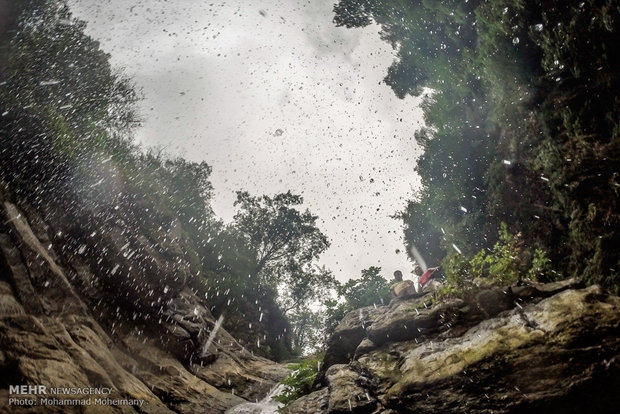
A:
0,189,287,413
286,279,620,413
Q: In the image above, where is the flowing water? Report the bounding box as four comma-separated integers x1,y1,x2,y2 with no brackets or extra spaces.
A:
225,384,286,414
409,244,428,271
201,314,224,358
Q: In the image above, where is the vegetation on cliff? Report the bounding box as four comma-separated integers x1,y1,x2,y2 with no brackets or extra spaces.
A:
273,356,322,405
334,0,620,293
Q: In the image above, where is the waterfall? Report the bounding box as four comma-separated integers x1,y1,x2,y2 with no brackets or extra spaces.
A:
201,314,224,358
410,244,428,270
225,383,286,414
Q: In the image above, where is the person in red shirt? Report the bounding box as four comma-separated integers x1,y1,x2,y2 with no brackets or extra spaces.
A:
416,265,440,290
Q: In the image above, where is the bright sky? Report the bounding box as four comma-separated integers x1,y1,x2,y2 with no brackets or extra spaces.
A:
68,0,425,282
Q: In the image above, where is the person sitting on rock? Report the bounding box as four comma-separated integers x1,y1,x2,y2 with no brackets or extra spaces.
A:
390,270,417,298
417,265,440,291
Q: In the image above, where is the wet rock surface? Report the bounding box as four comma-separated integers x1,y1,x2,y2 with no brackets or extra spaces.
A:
325,363,377,413
0,195,287,413
305,279,620,413
281,387,329,414
317,305,383,385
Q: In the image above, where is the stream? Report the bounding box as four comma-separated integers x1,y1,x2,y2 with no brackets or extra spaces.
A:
225,384,286,414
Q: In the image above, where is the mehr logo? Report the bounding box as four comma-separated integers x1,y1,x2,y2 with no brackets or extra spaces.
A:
9,385,47,394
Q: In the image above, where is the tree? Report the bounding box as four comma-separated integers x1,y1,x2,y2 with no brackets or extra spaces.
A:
3,0,139,135
334,0,620,293
231,191,334,356
338,266,392,309
280,265,337,315
0,0,139,192
288,309,324,355
233,190,330,289
333,0,497,263
334,0,480,98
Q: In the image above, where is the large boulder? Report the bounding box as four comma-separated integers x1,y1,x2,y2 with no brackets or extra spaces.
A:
376,285,620,413
294,279,620,413
316,305,383,385
281,388,329,414
325,363,377,414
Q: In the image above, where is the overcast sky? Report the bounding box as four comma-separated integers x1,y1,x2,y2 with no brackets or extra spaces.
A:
67,0,425,282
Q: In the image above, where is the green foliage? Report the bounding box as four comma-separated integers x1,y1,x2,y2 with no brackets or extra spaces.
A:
337,266,391,309
233,191,330,286
322,298,351,339
334,0,479,97
335,0,620,292
288,310,324,356
527,248,556,283
480,224,522,284
441,224,555,296
230,190,334,356
0,0,139,194
441,253,478,297
274,357,321,405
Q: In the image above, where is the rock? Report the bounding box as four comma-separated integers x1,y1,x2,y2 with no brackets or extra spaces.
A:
509,278,583,301
0,281,24,316
281,388,329,414
354,338,377,359
367,295,463,346
0,196,286,413
317,306,382,384
2,202,85,315
529,277,584,295
380,285,620,413
326,364,377,413
293,280,620,413
471,286,514,318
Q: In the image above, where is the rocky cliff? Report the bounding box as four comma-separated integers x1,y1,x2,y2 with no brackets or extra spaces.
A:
286,280,620,413
0,190,287,413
